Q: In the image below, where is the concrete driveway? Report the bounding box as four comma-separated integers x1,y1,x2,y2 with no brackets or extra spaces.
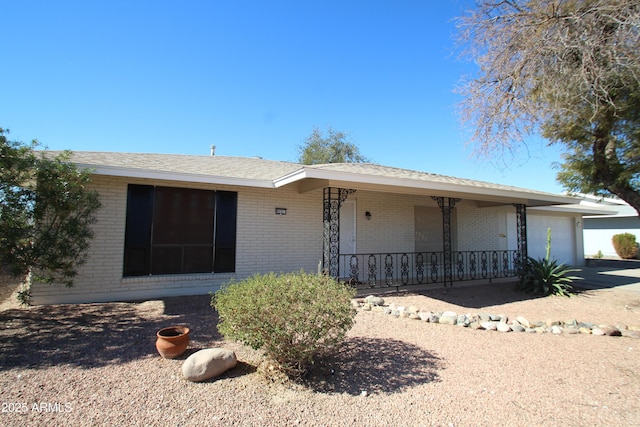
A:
573,265,640,292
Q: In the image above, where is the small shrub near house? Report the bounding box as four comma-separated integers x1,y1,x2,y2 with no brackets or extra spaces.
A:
212,271,357,379
612,233,638,259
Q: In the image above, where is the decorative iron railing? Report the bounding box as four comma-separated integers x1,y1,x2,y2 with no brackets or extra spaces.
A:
339,250,522,289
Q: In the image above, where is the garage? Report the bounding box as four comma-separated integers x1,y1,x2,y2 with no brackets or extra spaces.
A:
526,215,576,264
508,213,578,265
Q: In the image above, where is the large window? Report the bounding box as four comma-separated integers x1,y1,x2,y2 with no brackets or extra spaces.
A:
123,184,237,277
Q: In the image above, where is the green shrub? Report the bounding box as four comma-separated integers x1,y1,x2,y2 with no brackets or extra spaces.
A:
212,271,357,379
612,233,638,259
517,257,578,297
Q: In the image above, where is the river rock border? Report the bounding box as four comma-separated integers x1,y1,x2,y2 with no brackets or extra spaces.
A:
355,295,640,339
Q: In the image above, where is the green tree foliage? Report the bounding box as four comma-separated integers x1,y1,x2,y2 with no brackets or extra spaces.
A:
457,1,640,214
0,128,101,297
212,271,356,379
297,126,369,165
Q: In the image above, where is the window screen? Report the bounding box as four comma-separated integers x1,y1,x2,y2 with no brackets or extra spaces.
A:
123,185,237,276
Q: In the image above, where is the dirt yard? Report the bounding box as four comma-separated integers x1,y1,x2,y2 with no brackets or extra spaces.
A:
1,279,639,426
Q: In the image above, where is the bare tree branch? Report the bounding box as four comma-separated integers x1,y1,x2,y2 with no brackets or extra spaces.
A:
456,0,640,214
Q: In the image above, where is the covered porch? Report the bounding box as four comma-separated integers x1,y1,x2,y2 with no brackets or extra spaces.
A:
274,162,589,291
323,187,528,290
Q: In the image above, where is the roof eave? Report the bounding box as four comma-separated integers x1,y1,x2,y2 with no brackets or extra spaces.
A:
529,204,619,216
275,167,577,206
81,164,276,188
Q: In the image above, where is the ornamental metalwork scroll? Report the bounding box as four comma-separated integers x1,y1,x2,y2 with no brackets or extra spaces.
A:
322,187,356,279
432,196,460,287
514,203,528,276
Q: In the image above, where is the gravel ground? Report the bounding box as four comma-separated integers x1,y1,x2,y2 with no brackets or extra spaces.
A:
1,280,639,427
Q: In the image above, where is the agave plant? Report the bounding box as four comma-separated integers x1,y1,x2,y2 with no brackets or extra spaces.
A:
517,227,580,297
518,256,579,297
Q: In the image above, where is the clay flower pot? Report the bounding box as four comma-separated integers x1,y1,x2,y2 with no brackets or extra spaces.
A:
156,325,190,359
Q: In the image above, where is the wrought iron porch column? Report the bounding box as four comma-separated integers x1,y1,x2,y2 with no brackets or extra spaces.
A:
432,196,460,286
322,187,355,279
514,203,528,276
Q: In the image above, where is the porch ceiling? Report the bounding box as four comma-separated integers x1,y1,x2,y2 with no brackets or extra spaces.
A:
274,166,579,207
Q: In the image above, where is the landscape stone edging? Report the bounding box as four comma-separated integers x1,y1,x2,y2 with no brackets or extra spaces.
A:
356,295,640,339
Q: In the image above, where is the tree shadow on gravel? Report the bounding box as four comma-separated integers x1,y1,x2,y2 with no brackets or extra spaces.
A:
304,336,442,395
0,295,220,370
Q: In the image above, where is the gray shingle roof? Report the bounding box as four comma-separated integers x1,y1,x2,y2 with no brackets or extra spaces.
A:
42,150,579,205
52,151,302,182
306,162,557,197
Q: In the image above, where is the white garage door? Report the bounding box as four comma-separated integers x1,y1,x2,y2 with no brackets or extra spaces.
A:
527,215,576,265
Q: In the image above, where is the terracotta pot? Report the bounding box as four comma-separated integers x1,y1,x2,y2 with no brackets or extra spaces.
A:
155,325,190,359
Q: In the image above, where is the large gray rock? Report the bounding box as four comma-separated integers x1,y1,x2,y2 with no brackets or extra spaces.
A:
428,313,441,323
457,314,470,327
418,311,432,322
516,316,530,328
546,318,561,327
439,312,458,325
469,321,484,330
497,323,511,333
364,295,385,306
182,348,238,382
601,326,622,337
481,321,497,331
407,305,420,314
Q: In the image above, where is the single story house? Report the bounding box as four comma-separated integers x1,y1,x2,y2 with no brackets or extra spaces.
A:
29,151,610,304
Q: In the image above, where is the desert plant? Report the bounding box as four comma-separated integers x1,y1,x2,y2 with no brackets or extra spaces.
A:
612,233,638,259
517,227,578,297
212,271,357,379
518,257,579,297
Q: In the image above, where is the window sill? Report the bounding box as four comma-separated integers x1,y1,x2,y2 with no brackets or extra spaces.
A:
122,272,234,284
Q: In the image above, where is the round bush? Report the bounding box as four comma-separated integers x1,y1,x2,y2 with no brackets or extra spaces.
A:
212,271,357,378
612,233,638,259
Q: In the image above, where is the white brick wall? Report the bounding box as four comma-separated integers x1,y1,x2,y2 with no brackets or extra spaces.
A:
234,186,323,277
30,176,323,304
29,177,581,304
354,191,435,253
456,202,510,251
352,194,517,253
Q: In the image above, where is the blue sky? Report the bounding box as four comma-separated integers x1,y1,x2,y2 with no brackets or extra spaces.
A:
1,0,565,193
